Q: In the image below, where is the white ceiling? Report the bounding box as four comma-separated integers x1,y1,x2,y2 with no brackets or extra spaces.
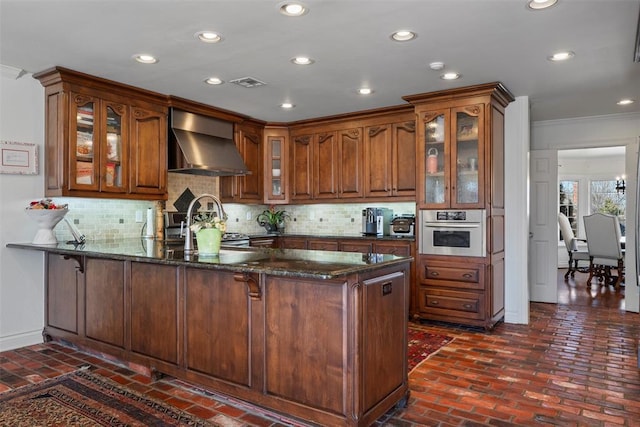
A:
1,0,639,123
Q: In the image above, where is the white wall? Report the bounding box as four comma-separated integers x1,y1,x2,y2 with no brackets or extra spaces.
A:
0,71,47,350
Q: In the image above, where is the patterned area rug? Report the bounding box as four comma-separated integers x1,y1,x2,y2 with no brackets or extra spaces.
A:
407,324,454,372
0,369,218,426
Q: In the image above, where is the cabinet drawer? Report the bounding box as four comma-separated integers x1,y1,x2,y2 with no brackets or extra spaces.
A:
280,238,307,249
420,261,484,290
339,241,373,253
419,288,484,320
308,239,339,251
374,242,411,256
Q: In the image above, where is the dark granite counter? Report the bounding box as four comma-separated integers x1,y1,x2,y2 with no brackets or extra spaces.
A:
7,239,411,279
249,232,415,242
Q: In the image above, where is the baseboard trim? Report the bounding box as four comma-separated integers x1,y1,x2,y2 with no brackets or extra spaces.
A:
0,330,43,351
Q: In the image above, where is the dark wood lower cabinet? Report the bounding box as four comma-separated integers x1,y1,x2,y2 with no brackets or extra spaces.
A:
130,262,179,364
85,258,125,348
43,253,410,427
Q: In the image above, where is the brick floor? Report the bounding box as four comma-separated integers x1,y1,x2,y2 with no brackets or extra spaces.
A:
1,274,639,426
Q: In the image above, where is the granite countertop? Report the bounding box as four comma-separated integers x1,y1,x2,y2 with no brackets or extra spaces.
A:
248,233,415,241
7,239,411,279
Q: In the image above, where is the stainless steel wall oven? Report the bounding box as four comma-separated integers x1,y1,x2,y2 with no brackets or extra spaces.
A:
419,209,486,257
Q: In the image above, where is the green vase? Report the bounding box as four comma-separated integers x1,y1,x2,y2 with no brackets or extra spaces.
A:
196,228,222,256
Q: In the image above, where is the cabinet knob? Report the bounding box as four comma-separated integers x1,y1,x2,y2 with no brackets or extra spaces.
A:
431,300,439,305
462,273,473,279
463,303,473,309
429,271,439,276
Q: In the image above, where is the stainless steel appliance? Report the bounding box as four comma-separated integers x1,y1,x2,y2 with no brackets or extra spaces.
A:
390,214,415,237
419,209,486,257
362,207,393,236
164,211,250,247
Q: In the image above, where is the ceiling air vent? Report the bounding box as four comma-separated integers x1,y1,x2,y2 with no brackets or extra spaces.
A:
230,76,267,88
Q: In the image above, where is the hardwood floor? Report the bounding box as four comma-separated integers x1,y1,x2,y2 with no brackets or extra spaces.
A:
1,271,638,426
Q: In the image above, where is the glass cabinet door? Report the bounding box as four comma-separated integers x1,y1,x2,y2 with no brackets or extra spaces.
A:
452,105,483,206
103,102,125,191
71,93,98,190
423,111,448,205
265,134,287,202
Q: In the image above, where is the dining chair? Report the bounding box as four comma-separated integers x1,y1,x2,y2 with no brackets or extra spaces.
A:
557,213,590,280
583,213,625,288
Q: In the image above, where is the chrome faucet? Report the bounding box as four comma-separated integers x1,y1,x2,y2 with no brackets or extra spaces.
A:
184,194,225,255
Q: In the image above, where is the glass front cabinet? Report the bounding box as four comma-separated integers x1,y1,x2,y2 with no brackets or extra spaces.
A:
70,92,127,193
263,127,289,204
420,104,484,209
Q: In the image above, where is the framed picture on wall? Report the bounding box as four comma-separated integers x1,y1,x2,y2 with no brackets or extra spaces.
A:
0,141,38,175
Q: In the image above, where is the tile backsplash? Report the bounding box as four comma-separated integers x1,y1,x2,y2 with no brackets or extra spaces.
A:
49,173,416,241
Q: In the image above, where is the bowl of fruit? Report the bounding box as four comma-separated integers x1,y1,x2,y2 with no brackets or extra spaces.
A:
25,199,68,245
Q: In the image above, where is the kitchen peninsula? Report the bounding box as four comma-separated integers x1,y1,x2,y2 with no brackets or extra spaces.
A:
7,240,411,427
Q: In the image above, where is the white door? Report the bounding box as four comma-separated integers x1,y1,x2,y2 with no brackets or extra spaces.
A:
529,150,558,303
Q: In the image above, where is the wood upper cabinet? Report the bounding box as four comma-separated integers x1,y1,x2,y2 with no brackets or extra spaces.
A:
34,66,168,200
291,133,313,201
314,131,338,199
128,105,167,196
291,125,363,201
221,120,263,202
364,119,416,199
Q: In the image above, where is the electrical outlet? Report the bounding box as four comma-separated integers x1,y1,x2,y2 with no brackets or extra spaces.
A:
246,211,252,220
135,210,143,223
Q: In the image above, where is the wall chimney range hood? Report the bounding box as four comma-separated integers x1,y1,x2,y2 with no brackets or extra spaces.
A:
168,109,250,176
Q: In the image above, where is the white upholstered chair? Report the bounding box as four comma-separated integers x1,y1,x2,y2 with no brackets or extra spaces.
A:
558,213,590,280
583,213,625,288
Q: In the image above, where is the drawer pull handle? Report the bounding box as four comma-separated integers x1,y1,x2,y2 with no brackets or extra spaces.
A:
429,271,439,277
431,300,439,305
463,304,472,309
462,273,473,279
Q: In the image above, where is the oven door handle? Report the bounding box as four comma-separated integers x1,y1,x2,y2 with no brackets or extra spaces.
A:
423,223,481,228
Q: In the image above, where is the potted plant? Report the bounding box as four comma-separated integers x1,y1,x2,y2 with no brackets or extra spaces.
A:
190,211,227,255
257,206,290,233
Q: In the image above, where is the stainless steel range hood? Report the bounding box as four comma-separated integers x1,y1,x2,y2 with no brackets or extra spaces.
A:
168,109,250,176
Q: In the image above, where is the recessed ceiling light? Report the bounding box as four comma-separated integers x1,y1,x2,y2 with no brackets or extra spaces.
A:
281,103,295,109
279,2,308,17
527,0,558,10
133,54,158,64
195,31,223,43
390,30,417,42
548,51,575,61
441,72,461,80
429,62,445,71
617,99,635,106
291,56,315,65
204,77,224,85
357,88,373,95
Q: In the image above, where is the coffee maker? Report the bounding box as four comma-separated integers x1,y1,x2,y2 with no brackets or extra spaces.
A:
362,208,393,236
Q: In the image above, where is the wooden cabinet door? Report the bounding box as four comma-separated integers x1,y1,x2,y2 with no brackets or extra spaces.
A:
361,271,406,411
85,258,125,348
364,124,392,198
237,123,263,201
99,100,128,194
450,104,484,208
392,120,416,197
314,131,338,199
291,134,313,201
279,236,308,249
130,262,178,364
46,254,82,335
338,127,363,198
129,105,167,196
185,268,251,386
